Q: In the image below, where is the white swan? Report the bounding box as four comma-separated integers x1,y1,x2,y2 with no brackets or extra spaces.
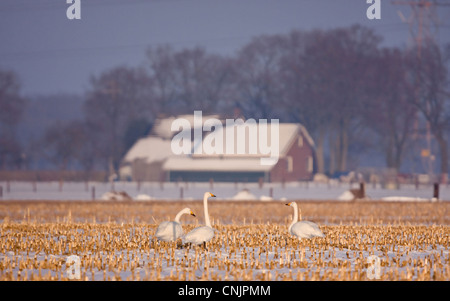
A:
182,192,216,245
285,202,325,239
155,207,196,242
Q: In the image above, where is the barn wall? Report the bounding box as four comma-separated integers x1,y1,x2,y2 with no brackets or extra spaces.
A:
131,159,165,181
270,133,314,182
168,171,267,182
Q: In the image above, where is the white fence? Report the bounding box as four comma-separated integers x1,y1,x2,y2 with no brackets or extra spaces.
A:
0,181,448,201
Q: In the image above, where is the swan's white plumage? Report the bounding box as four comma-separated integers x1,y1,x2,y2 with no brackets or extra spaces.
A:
155,221,183,242
289,220,325,238
155,207,195,242
183,226,215,245
286,202,325,239
182,192,216,245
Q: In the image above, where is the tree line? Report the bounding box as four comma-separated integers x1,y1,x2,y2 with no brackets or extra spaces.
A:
1,24,449,182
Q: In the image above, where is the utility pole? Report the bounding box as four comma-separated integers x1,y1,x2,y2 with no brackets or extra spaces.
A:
391,0,449,183
103,80,121,179
392,0,445,56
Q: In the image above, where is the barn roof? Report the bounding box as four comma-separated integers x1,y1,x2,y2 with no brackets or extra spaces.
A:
151,113,220,139
163,122,315,172
122,114,315,170
122,136,174,164
190,122,314,159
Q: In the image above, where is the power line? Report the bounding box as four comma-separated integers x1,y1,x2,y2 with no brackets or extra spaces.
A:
0,0,183,13
0,35,253,61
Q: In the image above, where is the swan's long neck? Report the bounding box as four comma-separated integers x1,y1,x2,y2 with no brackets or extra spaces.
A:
174,209,185,223
203,193,211,227
289,202,299,231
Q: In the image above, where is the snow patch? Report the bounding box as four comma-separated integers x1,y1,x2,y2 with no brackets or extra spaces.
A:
101,191,132,201
134,194,153,201
337,190,355,201
380,196,431,202
259,195,273,201
232,189,257,201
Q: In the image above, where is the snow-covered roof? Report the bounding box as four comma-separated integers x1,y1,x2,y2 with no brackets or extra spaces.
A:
162,157,273,172
152,114,221,139
122,136,174,164
123,114,315,169
191,122,314,158
297,124,315,148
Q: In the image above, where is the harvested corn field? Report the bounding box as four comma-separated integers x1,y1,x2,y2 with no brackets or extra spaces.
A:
0,200,449,281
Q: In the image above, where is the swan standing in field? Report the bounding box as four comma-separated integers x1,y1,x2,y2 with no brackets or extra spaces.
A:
182,192,216,246
155,207,196,242
285,202,325,239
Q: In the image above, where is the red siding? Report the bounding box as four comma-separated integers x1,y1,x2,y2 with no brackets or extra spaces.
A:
269,133,314,182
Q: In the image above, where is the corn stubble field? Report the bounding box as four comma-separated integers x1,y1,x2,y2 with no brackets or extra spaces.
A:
0,200,449,281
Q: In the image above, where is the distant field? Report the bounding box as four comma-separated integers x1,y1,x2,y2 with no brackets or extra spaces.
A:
1,200,449,225
0,200,449,281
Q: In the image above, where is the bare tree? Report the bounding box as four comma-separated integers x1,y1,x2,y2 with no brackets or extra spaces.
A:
146,46,233,115
280,29,332,174
232,34,287,119
41,119,102,180
325,25,382,174
362,48,417,172
84,66,154,174
42,121,85,171
280,26,382,174
146,45,178,114
406,41,450,183
0,70,27,169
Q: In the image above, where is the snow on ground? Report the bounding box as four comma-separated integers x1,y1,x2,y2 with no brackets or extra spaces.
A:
0,181,449,201
135,194,154,201
380,196,436,202
231,189,257,200
1,243,447,281
337,190,355,201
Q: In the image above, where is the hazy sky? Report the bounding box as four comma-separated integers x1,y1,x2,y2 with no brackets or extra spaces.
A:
1,0,450,96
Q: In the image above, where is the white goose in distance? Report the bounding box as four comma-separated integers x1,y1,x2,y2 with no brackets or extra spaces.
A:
285,202,325,239
182,192,216,246
155,207,196,242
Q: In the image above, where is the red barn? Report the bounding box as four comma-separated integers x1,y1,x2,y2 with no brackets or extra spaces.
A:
163,122,315,183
